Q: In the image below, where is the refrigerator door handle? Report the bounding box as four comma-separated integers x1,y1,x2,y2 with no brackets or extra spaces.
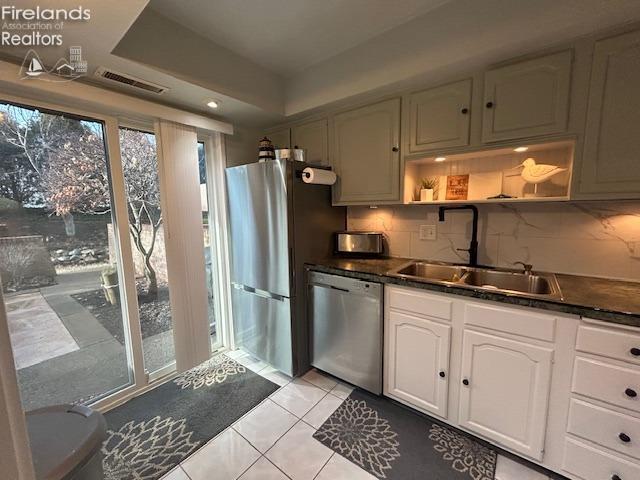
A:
231,283,286,302
289,246,295,296
253,288,286,302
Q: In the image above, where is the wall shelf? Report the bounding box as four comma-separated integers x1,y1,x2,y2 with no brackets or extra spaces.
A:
408,196,570,205
403,139,574,205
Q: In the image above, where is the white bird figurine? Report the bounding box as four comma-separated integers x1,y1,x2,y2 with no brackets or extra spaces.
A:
518,157,566,197
520,157,566,184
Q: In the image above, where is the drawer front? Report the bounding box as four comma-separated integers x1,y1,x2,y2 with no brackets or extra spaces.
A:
567,398,640,460
572,357,640,412
577,324,640,366
563,438,640,480
464,302,556,342
387,286,452,321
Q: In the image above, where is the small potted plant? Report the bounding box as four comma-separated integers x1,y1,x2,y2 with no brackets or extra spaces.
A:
101,264,119,305
419,177,438,202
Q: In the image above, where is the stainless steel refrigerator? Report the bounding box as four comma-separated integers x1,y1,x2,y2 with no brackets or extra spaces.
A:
226,159,345,376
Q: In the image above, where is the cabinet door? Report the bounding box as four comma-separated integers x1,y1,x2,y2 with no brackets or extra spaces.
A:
577,30,640,197
458,330,553,460
291,119,328,166
407,79,472,152
385,310,451,418
266,128,290,149
481,50,572,142
331,98,401,204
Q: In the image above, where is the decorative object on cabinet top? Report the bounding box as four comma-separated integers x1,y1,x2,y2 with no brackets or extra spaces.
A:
305,258,640,327
257,136,275,162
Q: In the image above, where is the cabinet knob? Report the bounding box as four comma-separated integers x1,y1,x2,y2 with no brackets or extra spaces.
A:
462,378,470,386
460,107,469,114
612,475,622,480
625,388,638,398
631,347,640,356
439,371,446,378
619,432,631,443
392,146,399,152
485,101,494,108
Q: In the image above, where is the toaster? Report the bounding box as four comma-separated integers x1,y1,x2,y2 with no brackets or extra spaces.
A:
335,231,385,255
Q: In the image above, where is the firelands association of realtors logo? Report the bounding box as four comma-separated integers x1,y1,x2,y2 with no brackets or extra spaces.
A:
1,5,91,82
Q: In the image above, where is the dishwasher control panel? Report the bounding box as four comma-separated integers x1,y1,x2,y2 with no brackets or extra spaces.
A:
308,271,381,296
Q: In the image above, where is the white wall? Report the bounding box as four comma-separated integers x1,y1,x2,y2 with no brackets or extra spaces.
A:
224,125,261,167
349,201,640,281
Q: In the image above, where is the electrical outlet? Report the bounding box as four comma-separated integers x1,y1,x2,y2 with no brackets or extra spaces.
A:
631,241,640,259
419,224,437,241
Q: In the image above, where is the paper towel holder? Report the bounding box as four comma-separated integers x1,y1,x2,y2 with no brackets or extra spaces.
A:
295,165,334,180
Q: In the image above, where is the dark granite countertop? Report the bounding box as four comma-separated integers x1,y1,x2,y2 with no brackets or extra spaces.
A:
305,257,640,328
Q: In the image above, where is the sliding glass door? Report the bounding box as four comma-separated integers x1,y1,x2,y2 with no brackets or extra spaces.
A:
0,98,230,411
198,141,221,352
0,101,134,410
119,127,176,377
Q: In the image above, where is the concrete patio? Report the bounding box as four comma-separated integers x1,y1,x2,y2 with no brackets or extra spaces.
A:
6,268,175,411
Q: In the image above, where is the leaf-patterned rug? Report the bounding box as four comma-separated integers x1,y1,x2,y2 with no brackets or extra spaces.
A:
102,354,279,480
313,389,497,480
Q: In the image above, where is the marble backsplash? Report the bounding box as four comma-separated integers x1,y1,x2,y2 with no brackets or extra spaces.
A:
347,201,640,282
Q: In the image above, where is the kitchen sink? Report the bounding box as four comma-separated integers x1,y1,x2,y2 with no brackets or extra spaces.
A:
389,261,562,299
460,269,560,296
393,262,468,283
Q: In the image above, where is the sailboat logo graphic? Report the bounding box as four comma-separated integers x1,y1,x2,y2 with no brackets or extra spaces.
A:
21,50,46,78
19,48,87,82
26,56,45,76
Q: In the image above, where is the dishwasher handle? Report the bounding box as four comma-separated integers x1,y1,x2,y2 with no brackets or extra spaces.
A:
308,271,382,298
328,285,349,293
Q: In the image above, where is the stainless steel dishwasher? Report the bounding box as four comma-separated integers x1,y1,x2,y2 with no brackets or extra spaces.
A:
308,271,382,394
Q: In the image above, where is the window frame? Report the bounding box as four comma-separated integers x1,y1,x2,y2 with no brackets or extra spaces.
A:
0,93,147,410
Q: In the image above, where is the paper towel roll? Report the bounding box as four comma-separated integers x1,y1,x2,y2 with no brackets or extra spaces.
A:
302,167,336,185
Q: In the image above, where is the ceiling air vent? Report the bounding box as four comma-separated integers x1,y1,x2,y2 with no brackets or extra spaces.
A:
94,67,168,94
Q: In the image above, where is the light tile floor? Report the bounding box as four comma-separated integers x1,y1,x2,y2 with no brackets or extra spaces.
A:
161,350,555,480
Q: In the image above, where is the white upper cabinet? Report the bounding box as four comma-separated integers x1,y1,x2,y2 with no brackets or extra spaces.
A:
291,119,329,166
481,50,572,143
330,98,401,204
385,309,451,418
458,330,553,460
406,79,472,153
576,29,640,198
266,128,290,149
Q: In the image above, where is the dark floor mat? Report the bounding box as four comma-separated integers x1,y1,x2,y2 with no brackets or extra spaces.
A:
313,389,497,480
102,354,279,480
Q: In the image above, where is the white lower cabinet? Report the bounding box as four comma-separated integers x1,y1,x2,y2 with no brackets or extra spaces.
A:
562,320,640,480
458,330,553,460
384,310,451,418
562,438,640,480
567,399,640,461
384,286,567,474
384,287,640,478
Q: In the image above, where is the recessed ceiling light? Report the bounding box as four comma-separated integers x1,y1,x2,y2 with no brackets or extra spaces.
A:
514,146,528,152
435,156,446,162
207,100,220,109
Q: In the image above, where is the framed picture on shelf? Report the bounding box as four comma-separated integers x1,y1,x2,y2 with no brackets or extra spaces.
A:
446,174,469,200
